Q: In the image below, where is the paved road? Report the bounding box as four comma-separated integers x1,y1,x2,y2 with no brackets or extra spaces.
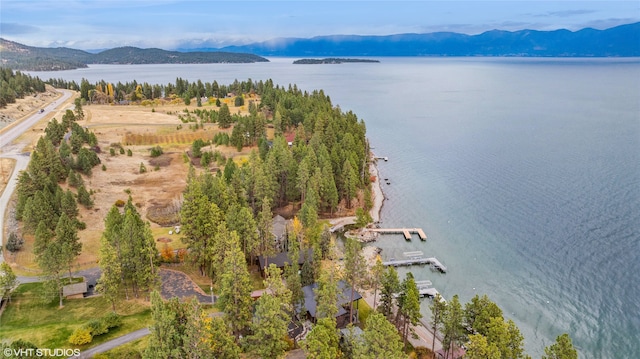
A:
0,89,73,266
72,327,151,359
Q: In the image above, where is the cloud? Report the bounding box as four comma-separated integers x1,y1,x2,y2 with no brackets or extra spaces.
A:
579,17,640,30
0,22,40,35
534,9,597,18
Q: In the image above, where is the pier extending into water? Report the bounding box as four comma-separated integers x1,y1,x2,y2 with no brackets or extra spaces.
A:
383,255,447,273
370,228,427,240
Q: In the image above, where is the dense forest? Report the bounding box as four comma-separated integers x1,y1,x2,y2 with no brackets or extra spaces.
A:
2,75,578,358
0,67,47,108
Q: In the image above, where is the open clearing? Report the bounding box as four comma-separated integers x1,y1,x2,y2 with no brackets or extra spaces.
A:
5,96,256,272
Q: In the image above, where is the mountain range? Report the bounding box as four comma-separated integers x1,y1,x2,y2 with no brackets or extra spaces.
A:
206,22,640,57
1,22,638,71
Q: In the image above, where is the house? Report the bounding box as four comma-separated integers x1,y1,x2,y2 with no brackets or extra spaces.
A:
271,214,288,251
285,132,296,146
257,248,313,277
301,280,362,329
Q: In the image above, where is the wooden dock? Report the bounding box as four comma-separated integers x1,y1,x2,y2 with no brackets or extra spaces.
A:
370,228,427,240
382,256,447,273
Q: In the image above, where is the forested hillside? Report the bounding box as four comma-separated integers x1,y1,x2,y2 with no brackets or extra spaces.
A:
0,38,269,71
0,67,46,108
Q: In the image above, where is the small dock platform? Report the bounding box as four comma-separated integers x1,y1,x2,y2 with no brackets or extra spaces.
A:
383,256,447,273
370,228,427,240
419,287,440,298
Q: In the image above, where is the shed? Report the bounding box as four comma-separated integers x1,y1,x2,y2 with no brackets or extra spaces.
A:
62,282,88,299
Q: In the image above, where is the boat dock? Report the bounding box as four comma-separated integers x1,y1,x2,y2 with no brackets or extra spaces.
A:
383,256,447,273
369,228,427,240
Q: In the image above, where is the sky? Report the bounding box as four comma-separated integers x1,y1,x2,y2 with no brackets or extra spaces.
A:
1,0,638,50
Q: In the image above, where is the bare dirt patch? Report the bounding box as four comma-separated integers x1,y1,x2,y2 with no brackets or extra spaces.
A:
0,85,60,130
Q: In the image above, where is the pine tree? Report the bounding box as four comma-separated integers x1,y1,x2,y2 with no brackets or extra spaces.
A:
225,203,258,262
543,333,578,359
429,293,447,355
378,266,400,319
203,316,240,359
370,256,385,310
315,267,339,320
180,183,222,276
353,312,405,359
397,272,422,349
246,266,291,359
35,220,67,307
218,234,253,340
343,238,366,324
302,317,341,359
466,334,501,359
443,294,465,358
96,229,123,311
55,213,82,284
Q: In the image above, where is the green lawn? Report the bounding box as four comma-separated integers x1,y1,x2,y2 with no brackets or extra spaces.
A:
0,283,151,350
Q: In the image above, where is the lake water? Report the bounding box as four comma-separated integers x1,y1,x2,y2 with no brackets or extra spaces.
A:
29,57,640,358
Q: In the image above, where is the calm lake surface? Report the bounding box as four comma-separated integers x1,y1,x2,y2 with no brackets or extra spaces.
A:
29,57,640,358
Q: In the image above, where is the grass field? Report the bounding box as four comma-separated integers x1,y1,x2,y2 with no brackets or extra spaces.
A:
0,283,151,350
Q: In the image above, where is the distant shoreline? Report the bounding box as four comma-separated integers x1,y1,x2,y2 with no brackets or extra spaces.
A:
293,58,380,64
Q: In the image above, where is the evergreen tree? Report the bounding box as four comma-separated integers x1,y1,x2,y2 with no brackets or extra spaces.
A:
353,312,405,359
225,203,258,261
5,232,24,254
378,266,400,319
315,267,339,320
302,317,341,359
121,205,159,298
466,334,501,359
34,220,67,307
144,291,191,359
55,213,82,283
204,316,240,359
246,265,291,358
180,183,222,276
429,293,447,355
369,256,385,311
443,294,465,358
543,333,578,359
96,216,123,311
397,272,422,349
218,103,232,128
343,238,366,324
77,183,93,208
464,294,504,336
218,234,253,340
341,159,358,209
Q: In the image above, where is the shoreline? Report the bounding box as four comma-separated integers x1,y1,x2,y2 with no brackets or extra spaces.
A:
368,154,385,223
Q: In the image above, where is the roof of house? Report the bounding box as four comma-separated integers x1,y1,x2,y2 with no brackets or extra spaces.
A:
271,214,288,240
302,280,363,319
285,133,296,144
258,248,313,270
62,282,87,297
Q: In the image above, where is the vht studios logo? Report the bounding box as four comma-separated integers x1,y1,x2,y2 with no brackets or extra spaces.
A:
3,348,81,357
